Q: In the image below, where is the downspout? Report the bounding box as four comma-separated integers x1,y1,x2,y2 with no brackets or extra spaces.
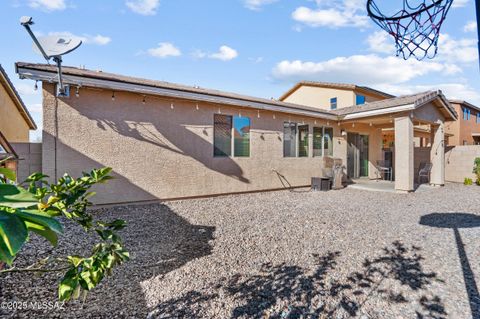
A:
54,86,58,181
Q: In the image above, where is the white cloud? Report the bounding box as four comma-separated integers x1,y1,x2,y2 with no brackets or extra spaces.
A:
376,83,480,105
244,0,278,11
366,31,395,54
292,0,369,28
464,21,477,32
126,0,160,15
48,32,112,46
16,83,40,96
28,0,66,11
27,103,43,114
147,42,181,58
272,54,460,84
437,34,478,64
452,0,468,8
209,45,238,61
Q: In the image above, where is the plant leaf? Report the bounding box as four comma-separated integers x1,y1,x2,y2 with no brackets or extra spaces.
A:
0,168,16,181
25,221,59,246
16,209,63,234
0,210,28,257
0,185,38,208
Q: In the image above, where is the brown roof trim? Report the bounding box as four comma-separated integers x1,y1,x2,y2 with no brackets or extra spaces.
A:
0,64,37,130
278,81,395,101
449,99,480,112
16,62,339,120
0,130,18,158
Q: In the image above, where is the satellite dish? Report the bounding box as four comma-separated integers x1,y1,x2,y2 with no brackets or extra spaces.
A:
33,36,82,59
20,16,83,96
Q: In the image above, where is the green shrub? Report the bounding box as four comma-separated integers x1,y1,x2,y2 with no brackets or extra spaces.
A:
474,158,480,186
0,162,128,302
464,178,473,185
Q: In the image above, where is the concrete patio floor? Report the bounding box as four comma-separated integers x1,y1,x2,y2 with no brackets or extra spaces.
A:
347,178,438,193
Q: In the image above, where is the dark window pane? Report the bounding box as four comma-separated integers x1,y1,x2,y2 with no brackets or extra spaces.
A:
324,127,333,156
214,114,232,157
313,127,323,157
283,122,297,157
298,125,309,157
233,116,250,157
330,97,337,110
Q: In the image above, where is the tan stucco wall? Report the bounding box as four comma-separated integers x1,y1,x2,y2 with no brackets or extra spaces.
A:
445,103,461,146
283,86,356,111
43,84,359,204
11,143,42,183
0,83,30,142
445,145,480,182
282,86,386,111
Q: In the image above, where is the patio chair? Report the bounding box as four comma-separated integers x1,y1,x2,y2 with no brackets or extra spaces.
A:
418,162,433,184
376,160,392,181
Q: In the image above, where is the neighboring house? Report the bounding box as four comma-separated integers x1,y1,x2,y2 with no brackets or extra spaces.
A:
445,100,480,145
279,81,394,111
0,64,37,176
16,63,456,204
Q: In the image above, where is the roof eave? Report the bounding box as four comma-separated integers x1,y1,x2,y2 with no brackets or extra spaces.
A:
16,64,338,121
1,65,37,130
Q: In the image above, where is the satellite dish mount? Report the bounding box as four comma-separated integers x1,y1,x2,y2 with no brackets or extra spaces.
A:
20,16,82,96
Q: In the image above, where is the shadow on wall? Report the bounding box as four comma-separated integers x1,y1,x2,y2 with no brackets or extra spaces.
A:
420,213,480,319
75,94,250,183
147,241,446,318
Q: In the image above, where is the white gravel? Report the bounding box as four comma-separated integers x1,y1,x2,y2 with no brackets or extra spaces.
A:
1,183,480,318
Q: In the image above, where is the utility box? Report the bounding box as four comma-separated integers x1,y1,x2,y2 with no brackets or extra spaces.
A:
311,177,331,191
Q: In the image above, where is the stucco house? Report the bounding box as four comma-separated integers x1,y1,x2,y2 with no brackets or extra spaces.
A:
0,64,37,176
445,100,480,146
16,62,457,205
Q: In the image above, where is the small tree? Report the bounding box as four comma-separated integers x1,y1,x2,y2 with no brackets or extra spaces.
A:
0,161,128,301
474,157,480,186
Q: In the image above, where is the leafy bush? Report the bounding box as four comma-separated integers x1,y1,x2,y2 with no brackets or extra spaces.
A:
0,162,128,301
474,158,480,186
464,178,473,185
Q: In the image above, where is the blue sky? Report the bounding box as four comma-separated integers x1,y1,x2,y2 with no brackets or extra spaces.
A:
0,0,478,141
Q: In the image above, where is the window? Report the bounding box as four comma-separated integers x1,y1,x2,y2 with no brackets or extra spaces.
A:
330,97,337,110
313,127,334,157
283,122,297,157
214,114,251,157
233,116,250,157
477,112,480,124
356,95,366,105
298,125,309,157
463,107,471,120
214,114,232,157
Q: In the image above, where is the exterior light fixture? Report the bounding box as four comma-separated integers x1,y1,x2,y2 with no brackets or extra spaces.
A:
352,123,355,128
341,129,347,136
257,110,260,118
34,81,38,91
142,96,146,105
170,102,174,109
75,86,79,98
273,114,276,119
196,103,199,110
111,92,115,101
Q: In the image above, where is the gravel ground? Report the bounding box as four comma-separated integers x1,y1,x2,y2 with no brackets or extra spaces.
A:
1,183,480,318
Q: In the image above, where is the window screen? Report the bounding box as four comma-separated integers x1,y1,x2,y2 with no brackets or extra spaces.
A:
298,125,309,157
233,117,250,157
283,122,297,157
214,114,232,157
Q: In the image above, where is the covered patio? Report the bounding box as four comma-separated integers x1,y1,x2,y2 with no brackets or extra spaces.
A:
335,91,458,192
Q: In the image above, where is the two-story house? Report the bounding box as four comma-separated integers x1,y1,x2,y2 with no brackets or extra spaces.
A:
445,100,480,145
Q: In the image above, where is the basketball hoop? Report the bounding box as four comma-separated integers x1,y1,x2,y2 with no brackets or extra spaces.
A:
366,0,454,61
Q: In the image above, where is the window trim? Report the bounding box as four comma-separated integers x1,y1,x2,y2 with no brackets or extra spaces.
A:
330,97,337,110
213,114,251,158
313,126,334,157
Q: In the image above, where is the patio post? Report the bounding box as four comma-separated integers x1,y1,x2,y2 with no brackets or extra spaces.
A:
430,121,445,186
394,116,414,192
